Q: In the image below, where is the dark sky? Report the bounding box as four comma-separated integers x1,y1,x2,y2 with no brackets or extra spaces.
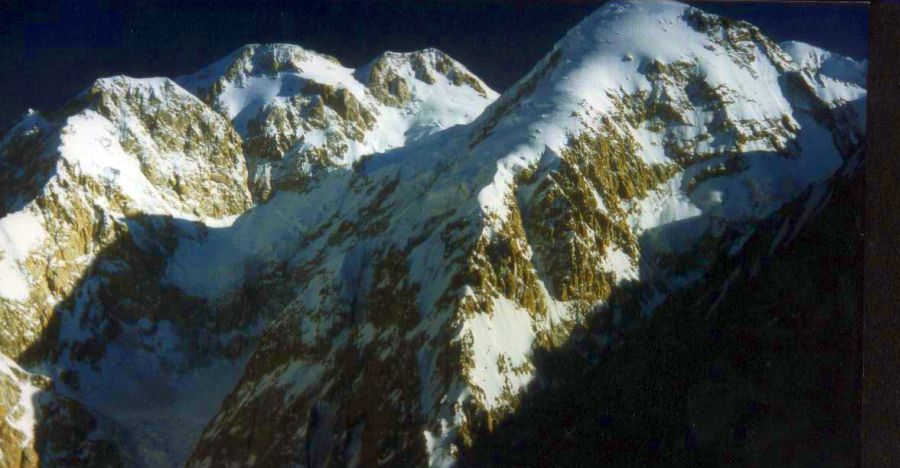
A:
0,0,868,131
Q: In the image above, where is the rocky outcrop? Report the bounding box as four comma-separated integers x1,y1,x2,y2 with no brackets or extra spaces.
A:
0,353,123,467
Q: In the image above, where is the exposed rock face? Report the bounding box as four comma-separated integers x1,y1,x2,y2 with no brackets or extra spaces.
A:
0,355,41,468
80,77,252,218
0,1,864,466
0,353,123,467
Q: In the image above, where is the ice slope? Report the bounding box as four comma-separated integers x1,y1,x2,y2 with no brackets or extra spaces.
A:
780,40,867,144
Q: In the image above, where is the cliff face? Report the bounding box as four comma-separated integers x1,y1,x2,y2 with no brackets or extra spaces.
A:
0,1,864,466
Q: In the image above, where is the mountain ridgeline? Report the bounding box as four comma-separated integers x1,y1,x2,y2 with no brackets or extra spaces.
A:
0,1,864,466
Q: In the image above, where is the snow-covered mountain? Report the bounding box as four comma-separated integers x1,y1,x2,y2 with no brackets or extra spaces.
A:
177,44,496,201
0,1,865,466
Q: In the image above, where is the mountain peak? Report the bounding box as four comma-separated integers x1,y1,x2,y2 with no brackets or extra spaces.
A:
780,40,867,89
471,0,788,144
180,43,343,95
89,75,177,91
27,72,254,221
357,47,492,104
464,0,861,229
174,42,496,201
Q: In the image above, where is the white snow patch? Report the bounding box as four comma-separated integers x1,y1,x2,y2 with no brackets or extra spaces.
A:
59,111,167,214
603,246,638,282
630,173,703,234
462,296,536,408
0,208,47,301
424,419,457,468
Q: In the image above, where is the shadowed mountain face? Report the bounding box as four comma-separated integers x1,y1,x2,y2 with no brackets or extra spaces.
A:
0,1,864,466
461,158,862,467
